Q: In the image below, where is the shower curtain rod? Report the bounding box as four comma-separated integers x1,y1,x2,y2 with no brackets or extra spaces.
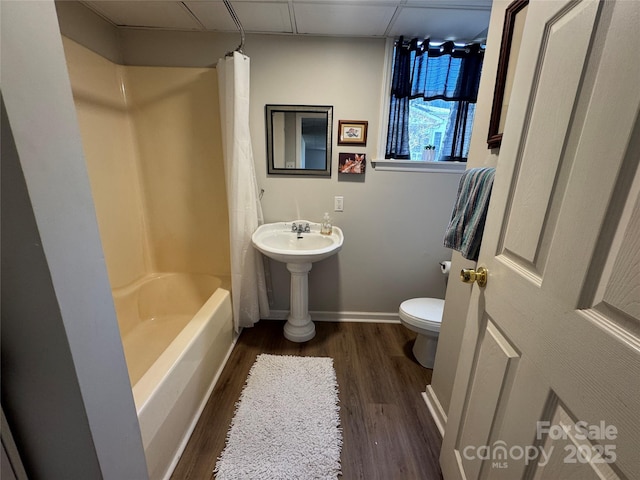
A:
223,0,246,56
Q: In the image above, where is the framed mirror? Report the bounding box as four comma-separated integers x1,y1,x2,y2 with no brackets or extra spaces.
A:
487,0,529,149
266,105,333,176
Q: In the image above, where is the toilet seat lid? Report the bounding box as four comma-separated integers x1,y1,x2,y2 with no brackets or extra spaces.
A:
399,298,444,331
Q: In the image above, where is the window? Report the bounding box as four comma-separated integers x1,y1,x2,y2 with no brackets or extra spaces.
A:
385,38,484,162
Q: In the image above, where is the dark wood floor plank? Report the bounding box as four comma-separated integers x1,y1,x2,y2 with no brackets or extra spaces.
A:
171,321,443,479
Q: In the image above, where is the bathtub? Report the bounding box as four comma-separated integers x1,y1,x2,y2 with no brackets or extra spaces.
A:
113,273,235,480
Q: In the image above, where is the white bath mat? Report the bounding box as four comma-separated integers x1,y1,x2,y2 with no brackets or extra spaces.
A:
214,354,342,479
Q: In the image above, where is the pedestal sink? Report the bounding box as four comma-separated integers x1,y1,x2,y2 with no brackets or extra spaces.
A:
252,220,344,342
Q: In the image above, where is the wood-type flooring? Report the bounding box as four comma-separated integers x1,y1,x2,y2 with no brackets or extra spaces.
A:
171,320,443,480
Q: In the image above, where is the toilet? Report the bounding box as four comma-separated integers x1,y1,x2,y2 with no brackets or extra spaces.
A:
399,297,444,369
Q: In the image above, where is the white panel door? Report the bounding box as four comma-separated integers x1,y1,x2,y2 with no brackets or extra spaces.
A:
440,1,640,479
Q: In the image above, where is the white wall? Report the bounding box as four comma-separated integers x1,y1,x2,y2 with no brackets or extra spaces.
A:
2,92,105,480
1,1,148,478
55,0,122,63
252,35,461,313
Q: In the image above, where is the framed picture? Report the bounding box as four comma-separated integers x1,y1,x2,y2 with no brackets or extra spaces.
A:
338,120,368,146
338,153,366,174
487,0,529,149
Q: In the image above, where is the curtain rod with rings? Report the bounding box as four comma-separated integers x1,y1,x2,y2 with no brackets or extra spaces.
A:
223,0,245,56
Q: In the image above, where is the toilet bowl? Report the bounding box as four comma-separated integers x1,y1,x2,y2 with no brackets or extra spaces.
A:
399,298,444,369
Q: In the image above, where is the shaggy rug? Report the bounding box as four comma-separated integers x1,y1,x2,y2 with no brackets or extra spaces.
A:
214,354,342,479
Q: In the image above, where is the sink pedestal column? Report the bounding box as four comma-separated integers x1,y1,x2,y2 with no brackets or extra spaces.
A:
283,262,315,342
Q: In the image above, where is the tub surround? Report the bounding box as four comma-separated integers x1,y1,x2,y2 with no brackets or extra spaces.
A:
63,36,147,288
62,37,230,289
62,36,234,479
126,65,230,277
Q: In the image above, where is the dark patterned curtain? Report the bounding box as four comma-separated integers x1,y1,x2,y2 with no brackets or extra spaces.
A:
385,37,484,160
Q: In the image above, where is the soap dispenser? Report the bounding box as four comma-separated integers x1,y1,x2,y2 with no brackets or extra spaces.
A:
321,212,332,235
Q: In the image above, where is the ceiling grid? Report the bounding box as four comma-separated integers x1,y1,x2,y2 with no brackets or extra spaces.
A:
82,0,491,42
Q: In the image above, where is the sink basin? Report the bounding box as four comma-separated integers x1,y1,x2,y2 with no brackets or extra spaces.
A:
251,221,343,264
252,220,344,342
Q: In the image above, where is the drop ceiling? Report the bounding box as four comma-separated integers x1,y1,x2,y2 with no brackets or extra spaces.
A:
82,0,492,43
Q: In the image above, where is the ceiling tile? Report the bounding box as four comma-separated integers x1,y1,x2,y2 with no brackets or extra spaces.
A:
187,1,293,33
293,0,401,3
404,0,492,7
86,1,202,29
294,3,397,36
388,6,491,41
184,1,240,31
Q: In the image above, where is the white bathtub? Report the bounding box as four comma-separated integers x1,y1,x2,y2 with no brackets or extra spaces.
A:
113,273,235,480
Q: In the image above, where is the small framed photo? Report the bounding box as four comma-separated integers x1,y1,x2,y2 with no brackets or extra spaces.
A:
338,120,368,146
338,153,366,174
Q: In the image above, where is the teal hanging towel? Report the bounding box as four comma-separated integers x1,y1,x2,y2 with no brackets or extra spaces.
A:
443,167,496,261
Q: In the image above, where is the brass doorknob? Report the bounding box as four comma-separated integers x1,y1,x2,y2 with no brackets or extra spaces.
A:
460,266,488,287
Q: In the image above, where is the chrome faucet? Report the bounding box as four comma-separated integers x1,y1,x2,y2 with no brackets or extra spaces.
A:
291,222,310,234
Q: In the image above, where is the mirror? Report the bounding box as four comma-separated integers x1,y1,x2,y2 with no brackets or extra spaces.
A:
266,105,333,176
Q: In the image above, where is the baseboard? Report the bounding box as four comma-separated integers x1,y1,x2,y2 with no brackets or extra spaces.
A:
422,385,447,437
163,330,240,480
265,310,401,323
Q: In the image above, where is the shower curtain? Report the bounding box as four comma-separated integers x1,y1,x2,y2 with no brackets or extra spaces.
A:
217,52,270,332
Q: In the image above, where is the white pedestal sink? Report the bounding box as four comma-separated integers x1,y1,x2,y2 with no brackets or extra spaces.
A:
251,220,344,342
